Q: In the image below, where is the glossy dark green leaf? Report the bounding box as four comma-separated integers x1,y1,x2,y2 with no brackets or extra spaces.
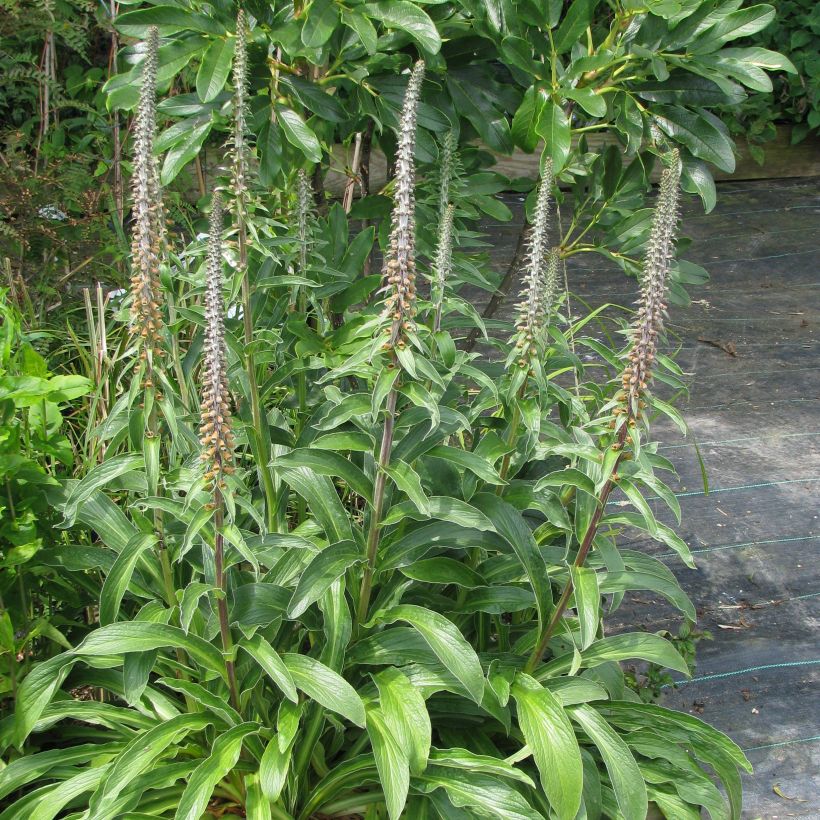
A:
302,0,339,47
160,119,212,184
115,6,225,37
276,106,322,162
364,2,442,53
552,0,595,54
654,106,735,172
536,98,571,170
196,37,235,103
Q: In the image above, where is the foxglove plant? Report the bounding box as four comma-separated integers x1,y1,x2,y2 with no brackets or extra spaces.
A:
526,149,683,673
358,59,424,627
621,148,682,421
198,192,240,710
228,10,277,531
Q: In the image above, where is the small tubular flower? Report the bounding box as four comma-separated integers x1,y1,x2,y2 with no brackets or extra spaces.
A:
129,27,164,354
381,60,425,350
199,193,235,488
621,149,681,415
512,160,554,365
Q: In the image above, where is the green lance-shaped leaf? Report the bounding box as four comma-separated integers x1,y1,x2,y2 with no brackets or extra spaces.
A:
88,714,213,818
174,723,259,820
571,566,600,651
274,448,373,503
99,532,156,625
552,0,596,54
73,622,229,682
240,634,298,702
277,465,354,542
415,766,545,819
571,704,648,820
366,605,485,704
539,632,690,679
512,673,583,820
60,454,144,527
260,700,302,801
282,653,366,727
196,37,235,103
373,667,431,774
302,0,339,47
0,743,120,802
367,706,411,820
287,540,363,619
474,493,552,626
14,652,76,745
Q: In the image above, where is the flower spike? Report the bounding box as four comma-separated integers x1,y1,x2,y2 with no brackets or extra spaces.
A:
621,149,682,416
129,26,164,354
381,60,425,350
199,193,235,488
512,160,555,365
230,9,250,215
432,203,455,333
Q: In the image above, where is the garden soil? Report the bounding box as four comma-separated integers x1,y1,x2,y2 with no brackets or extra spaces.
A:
473,177,820,819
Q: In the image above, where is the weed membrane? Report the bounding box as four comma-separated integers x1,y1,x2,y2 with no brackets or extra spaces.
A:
473,178,820,818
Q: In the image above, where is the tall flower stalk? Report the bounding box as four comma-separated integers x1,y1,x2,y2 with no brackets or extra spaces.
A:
432,203,454,333
199,192,240,710
497,162,555,488
127,26,178,609
511,160,555,370
356,60,425,628
432,130,456,333
525,150,682,673
229,10,276,532
129,26,163,369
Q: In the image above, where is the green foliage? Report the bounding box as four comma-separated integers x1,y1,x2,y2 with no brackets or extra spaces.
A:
0,1,793,818
0,290,93,702
720,0,818,156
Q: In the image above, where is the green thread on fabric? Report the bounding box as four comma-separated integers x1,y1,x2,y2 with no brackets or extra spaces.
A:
657,534,820,560
743,735,820,753
664,660,820,689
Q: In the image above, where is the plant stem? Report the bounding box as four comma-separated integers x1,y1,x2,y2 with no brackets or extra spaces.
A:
524,426,627,673
213,495,241,712
356,385,398,627
497,403,521,492
239,203,277,533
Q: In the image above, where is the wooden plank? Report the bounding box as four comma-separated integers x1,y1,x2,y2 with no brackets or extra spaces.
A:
200,126,818,198
489,126,820,184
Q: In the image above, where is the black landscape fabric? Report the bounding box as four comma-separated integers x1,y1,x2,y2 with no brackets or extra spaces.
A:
473,177,820,818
